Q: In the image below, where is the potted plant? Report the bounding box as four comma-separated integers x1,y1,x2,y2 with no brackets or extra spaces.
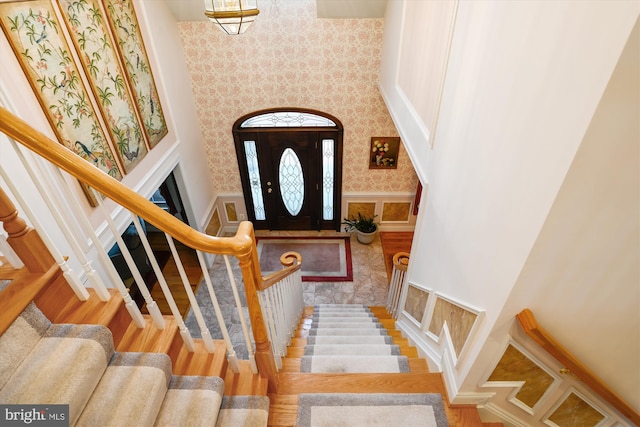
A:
342,213,379,244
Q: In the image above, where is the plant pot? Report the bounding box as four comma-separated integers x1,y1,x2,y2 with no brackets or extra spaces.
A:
356,228,377,245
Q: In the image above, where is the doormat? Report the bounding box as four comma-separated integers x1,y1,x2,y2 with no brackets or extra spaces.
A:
296,393,449,427
256,236,353,282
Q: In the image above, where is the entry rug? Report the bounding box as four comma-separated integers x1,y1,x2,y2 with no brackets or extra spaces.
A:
256,236,353,282
297,393,450,427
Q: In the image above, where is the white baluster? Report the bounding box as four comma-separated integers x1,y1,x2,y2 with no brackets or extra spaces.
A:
0,166,88,300
224,255,257,374
5,141,111,300
258,289,282,369
165,234,214,351
128,215,197,350
0,232,24,268
94,191,157,328
197,250,239,371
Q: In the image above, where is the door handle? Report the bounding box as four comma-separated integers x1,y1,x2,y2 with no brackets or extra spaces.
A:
267,188,273,193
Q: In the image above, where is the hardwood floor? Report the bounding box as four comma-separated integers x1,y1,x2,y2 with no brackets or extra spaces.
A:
140,232,203,318
380,231,414,280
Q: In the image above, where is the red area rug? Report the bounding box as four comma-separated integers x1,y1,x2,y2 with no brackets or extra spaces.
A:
256,236,353,282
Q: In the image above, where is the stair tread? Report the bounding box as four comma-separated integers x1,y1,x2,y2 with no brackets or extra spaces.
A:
216,395,270,427
304,344,401,356
0,324,113,425
300,355,410,373
116,314,179,353
50,288,122,326
170,339,228,377
77,352,172,427
155,375,225,427
309,328,388,336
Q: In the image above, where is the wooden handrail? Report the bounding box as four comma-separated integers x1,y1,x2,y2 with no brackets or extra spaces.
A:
0,106,283,392
260,264,301,291
392,251,410,272
0,107,252,257
516,309,640,425
259,251,302,290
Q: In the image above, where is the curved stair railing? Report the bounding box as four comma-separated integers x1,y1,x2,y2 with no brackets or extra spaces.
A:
0,105,304,393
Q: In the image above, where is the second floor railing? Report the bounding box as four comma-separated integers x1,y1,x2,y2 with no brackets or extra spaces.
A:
0,105,304,393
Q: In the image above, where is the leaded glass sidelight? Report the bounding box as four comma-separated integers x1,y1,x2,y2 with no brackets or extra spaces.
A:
279,148,304,216
322,139,334,220
243,141,266,220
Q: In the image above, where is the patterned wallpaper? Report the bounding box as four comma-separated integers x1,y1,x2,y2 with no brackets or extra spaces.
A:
178,0,418,194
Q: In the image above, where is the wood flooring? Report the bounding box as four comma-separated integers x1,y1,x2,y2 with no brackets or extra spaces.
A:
140,232,204,318
380,231,414,280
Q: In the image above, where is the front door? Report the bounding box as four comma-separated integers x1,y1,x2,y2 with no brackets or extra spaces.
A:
260,131,317,229
233,109,343,231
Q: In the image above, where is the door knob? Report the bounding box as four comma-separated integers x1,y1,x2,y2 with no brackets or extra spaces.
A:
267,188,273,193
267,181,272,186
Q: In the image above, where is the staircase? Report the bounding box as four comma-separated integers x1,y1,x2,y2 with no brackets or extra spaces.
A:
0,282,269,426
301,304,410,374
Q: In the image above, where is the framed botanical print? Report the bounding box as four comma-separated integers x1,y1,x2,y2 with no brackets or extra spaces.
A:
369,137,400,169
102,0,168,148
0,0,123,206
58,0,148,173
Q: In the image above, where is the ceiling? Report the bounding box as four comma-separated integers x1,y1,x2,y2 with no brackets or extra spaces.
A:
162,0,387,21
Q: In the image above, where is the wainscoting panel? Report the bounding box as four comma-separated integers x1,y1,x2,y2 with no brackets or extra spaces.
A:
543,389,607,427
403,283,430,325
224,202,238,222
381,202,411,222
426,295,480,359
485,341,558,413
342,192,417,231
205,208,221,236
346,202,376,220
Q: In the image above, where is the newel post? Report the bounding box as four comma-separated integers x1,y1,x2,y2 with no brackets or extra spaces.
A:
236,230,279,394
0,186,55,272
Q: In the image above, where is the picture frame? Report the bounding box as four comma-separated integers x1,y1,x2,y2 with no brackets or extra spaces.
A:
369,137,400,169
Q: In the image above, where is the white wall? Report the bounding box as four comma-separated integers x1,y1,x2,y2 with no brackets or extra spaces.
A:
379,0,639,408
137,0,215,230
470,18,640,418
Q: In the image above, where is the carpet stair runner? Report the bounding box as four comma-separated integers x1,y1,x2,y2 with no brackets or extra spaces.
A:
0,300,269,426
301,304,410,373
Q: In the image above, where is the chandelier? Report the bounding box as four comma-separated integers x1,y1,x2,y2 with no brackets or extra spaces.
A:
204,0,259,35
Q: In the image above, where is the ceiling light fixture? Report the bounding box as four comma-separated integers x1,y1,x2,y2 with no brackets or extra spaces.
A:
204,0,259,35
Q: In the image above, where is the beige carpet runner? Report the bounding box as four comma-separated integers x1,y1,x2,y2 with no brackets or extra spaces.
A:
301,304,409,373
0,299,269,426
297,393,450,426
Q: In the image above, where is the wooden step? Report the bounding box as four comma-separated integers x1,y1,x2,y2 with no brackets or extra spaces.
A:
116,314,178,353
278,372,446,394
223,360,268,396
0,256,28,280
47,288,123,326
448,405,485,426
267,394,298,427
169,338,228,378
